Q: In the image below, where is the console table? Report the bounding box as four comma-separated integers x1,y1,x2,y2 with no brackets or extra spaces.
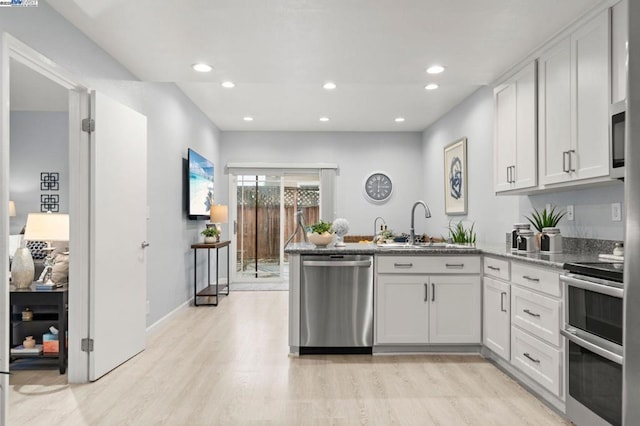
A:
191,240,230,306
10,285,68,374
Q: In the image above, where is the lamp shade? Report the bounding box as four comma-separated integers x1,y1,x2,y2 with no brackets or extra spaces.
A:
9,200,16,217
210,205,228,224
24,213,69,242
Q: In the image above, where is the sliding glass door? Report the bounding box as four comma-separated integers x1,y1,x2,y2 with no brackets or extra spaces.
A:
237,175,282,280
232,172,321,283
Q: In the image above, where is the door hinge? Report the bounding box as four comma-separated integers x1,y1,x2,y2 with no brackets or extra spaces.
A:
81,338,94,352
82,118,95,133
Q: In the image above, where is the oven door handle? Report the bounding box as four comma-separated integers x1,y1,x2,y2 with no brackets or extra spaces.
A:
560,274,624,298
561,329,623,365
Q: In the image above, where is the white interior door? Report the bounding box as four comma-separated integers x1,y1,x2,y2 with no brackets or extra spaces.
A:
89,91,147,381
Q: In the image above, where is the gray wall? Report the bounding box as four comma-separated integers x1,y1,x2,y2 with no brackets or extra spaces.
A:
220,131,425,236
1,3,222,325
422,86,625,245
10,111,68,234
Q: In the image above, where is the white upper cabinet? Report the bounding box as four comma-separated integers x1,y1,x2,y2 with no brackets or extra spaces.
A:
539,10,610,186
494,61,537,193
611,0,628,104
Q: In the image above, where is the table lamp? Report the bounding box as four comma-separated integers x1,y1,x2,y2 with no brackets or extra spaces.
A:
24,212,69,285
210,205,228,241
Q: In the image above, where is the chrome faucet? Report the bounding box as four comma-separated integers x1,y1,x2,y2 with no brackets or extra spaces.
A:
409,200,431,245
373,216,386,243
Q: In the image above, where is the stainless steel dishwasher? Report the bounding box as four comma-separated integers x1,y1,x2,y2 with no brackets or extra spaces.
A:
300,254,373,354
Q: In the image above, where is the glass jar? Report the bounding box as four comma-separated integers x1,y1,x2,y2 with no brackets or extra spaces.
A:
22,307,33,321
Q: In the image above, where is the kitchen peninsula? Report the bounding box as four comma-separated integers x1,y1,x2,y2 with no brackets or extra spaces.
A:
286,240,611,413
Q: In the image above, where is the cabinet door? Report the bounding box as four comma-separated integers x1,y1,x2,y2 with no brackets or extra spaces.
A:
513,62,537,190
375,274,429,344
494,62,537,192
429,275,481,344
611,0,628,104
572,9,610,181
539,37,572,185
483,277,511,361
494,81,517,192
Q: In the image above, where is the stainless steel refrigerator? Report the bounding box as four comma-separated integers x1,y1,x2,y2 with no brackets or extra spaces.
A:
624,1,640,424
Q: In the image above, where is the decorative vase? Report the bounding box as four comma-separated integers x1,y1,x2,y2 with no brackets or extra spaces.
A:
11,247,34,289
204,236,216,244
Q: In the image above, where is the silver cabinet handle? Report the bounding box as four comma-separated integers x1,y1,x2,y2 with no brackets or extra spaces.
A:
562,151,570,173
424,283,428,302
568,149,576,172
523,309,540,318
431,283,435,302
522,275,540,282
141,241,150,248
394,263,413,268
506,166,511,183
488,265,500,271
510,165,516,183
523,352,540,364
500,292,507,312
446,263,464,268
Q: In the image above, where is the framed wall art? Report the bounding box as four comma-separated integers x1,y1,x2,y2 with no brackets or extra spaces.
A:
443,137,467,215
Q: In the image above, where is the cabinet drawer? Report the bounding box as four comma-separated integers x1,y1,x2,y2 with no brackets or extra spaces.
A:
377,256,480,274
483,256,510,280
511,326,562,397
511,286,561,347
511,262,561,297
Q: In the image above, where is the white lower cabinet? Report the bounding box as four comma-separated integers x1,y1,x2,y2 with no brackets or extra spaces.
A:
430,275,481,343
483,257,564,400
511,286,561,346
511,326,562,397
375,255,481,345
483,277,511,361
376,275,429,344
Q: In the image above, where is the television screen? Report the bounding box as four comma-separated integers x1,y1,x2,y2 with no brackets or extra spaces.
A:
187,148,214,219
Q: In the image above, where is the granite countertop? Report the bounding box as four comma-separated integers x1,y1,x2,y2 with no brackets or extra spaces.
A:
285,242,606,270
478,244,603,269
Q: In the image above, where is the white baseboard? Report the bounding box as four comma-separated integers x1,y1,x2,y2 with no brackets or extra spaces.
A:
146,299,190,335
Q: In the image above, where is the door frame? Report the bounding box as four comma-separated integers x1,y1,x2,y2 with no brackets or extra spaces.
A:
1,33,91,387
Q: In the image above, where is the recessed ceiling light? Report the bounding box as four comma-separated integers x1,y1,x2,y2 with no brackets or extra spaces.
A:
426,65,445,74
319,117,330,122
395,117,405,122
323,82,337,90
192,63,212,73
221,81,235,88
243,116,254,122
425,83,439,90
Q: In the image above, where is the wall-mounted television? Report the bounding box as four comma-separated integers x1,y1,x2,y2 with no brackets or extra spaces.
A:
187,148,214,220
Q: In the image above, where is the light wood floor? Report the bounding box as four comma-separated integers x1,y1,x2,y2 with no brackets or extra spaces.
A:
9,291,569,425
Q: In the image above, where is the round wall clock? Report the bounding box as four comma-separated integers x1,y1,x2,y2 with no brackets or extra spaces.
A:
363,172,393,203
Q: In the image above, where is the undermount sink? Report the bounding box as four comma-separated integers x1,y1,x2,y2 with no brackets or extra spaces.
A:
376,242,464,249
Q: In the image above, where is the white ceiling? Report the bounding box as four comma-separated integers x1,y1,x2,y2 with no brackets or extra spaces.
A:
46,0,604,132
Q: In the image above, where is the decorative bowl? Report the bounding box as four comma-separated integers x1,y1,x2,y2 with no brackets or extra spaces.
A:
307,232,334,247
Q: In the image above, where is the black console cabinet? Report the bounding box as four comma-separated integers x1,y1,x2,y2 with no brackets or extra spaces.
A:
10,286,68,374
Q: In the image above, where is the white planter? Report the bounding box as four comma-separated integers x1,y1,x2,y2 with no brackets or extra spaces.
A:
307,232,334,247
204,236,217,244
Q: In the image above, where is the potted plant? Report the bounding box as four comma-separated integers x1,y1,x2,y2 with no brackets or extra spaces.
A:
380,228,394,243
200,226,220,244
447,220,477,245
307,220,335,247
525,205,566,248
